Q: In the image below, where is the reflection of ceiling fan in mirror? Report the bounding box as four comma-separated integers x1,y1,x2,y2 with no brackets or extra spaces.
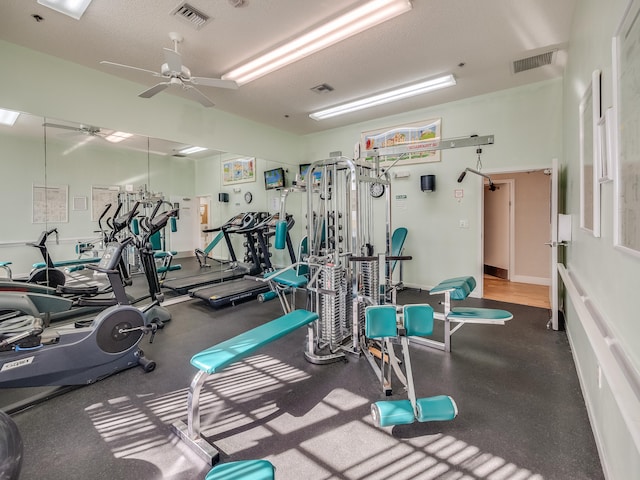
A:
100,32,238,108
42,122,109,140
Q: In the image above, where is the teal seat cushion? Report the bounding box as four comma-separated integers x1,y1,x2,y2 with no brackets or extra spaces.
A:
205,460,275,480
448,307,513,322
403,304,434,336
191,309,318,374
269,268,308,288
32,258,100,269
365,305,397,339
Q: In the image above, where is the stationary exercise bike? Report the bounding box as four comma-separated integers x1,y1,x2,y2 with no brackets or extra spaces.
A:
0,207,178,388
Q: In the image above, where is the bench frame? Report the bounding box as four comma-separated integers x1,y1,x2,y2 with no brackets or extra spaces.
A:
411,276,513,352
172,309,318,466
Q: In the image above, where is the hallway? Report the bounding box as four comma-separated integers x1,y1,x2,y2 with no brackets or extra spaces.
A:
483,274,551,309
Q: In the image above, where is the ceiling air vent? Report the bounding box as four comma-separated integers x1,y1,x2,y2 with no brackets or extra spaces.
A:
512,50,556,74
171,3,211,30
310,83,335,94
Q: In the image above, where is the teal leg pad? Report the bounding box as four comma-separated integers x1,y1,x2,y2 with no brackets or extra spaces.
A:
205,460,275,480
415,395,458,422
371,400,415,427
365,305,398,339
258,291,278,302
274,220,287,250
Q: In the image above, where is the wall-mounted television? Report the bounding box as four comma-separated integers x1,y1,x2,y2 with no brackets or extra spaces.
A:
299,163,326,184
264,167,285,190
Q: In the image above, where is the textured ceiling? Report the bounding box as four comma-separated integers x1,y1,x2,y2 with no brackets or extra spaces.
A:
0,0,576,136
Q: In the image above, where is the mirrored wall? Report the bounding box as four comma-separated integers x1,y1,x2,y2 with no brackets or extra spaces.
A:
0,110,303,278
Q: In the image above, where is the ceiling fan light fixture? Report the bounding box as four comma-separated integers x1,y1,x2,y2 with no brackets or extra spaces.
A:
222,0,412,86
179,146,207,155
0,108,20,126
37,0,93,20
309,74,456,120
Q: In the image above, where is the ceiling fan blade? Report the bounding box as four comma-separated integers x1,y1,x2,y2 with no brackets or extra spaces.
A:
42,122,83,132
139,83,170,98
163,48,183,73
190,76,238,90
100,60,160,77
184,85,215,108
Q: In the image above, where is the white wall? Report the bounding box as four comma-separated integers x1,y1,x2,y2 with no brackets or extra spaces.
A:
302,80,563,291
562,0,640,478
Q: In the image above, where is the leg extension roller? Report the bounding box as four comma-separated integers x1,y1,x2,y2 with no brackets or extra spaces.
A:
366,304,458,427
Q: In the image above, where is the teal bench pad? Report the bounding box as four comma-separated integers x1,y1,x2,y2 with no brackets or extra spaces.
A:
266,268,308,288
205,460,275,480
448,306,513,323
191,309,318,374
430,276,477,300
32,258,101,269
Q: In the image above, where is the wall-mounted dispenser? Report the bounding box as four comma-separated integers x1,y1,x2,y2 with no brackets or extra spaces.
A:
420,174,436,192
218,192,229,203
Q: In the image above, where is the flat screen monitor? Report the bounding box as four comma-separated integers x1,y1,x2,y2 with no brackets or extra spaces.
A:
264,167,285,190
299,163,325,184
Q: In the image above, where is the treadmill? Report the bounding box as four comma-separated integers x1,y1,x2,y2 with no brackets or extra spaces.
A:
189,212,296,308
161,213,264,295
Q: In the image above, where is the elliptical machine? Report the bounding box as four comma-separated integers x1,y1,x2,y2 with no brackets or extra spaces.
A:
0,205,179,388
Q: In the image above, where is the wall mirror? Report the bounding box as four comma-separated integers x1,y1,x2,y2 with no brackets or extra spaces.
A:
0,109,302,278
579,70,601,237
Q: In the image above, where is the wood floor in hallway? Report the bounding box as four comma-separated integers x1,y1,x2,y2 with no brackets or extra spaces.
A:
483,274,551,309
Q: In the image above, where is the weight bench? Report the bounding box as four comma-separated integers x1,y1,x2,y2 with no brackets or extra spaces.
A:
411,276,513,352
205,460,275,480
195,231,225,268
366,304,457,427
32,257,101,273
172,309,319,466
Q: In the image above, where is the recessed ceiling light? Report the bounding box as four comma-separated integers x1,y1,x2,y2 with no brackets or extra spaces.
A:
0,108,20,126
37,0,93,20
309,74,456,120
179,146,207,155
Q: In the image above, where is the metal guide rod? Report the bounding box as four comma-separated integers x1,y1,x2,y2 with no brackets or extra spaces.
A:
363,134,494,158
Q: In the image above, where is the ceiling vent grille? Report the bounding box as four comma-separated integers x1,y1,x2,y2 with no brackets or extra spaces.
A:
171,3,211,30
512,50,556,74
310,83,335,94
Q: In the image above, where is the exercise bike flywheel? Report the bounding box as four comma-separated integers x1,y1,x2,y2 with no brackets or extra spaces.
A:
95,306,145,354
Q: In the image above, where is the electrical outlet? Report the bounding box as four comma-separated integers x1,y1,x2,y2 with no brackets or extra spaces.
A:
459,219,469,228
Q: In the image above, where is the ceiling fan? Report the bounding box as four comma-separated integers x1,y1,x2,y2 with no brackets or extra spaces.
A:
42,122,107,138
100,32,238,107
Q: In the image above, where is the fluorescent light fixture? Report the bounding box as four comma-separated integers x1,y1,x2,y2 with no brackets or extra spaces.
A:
309,74,457,120
222,0,412,86
37,0,93,20
104,131,133,143
0,108,20,126
179,146,207,155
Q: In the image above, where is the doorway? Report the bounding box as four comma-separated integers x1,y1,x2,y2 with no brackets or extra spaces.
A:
482,170,551,309
197,195,212,250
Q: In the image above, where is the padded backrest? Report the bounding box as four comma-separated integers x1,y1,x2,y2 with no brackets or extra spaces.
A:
149,231,162,251
365,305,398,339
389,227,408,274
403,304,434,336
297,236,309,276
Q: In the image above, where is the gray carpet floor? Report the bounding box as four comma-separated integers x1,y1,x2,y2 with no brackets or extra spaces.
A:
1,264,604,479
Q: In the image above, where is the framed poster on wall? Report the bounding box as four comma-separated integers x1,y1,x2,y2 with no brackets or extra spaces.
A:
361,118,442,167
579,70,601,237
222,157,256,186
613,0,640,256
32,184,68,224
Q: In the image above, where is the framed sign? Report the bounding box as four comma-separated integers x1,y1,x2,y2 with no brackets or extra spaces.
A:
613,0,640,256
361,118,441,167
222,157,256,186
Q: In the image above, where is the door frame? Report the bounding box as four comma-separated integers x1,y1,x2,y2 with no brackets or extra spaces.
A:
483,178,515,281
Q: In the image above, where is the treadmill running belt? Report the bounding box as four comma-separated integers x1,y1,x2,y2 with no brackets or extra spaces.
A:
189,278,270,308
162,268,247,295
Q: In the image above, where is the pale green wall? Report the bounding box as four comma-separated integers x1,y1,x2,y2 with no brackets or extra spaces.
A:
562,0,640,477
303,80,562,290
